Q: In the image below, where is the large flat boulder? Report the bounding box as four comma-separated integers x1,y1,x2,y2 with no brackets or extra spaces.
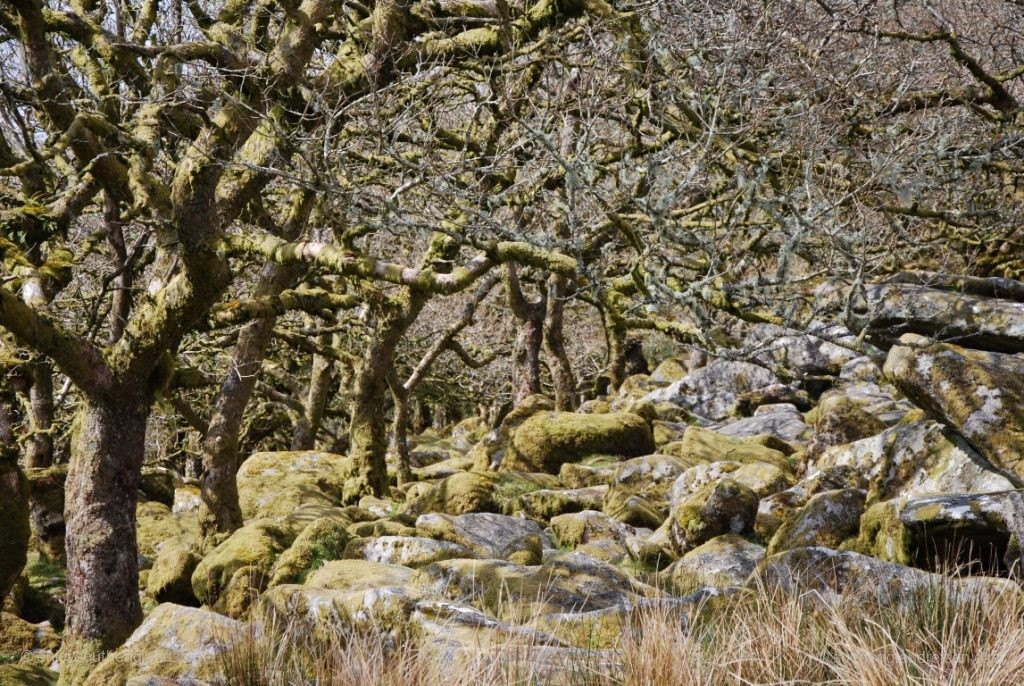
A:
83,604,243,685
884,335,1024,484
644,359,782,421
503,412,654,474
858,282,1024,353
236,451,351,521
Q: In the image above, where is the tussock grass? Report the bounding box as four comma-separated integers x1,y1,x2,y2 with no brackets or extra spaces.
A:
223,578,1024,685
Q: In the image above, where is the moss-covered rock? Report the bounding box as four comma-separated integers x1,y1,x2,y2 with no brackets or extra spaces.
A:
602,454,696,527
558,457,619,488
650,356,691,384
755,546,1023,605
136,501,198,559
304,559,414,591
517,486,607,521
411,552,641,620
469,394,554,471
767,488,866,555
146,544,201,605
191,521,294,616
415,512,543,562
0,662,55,686
845,499,913,565
884,334,1024,484
643,359,781,421
236,451,351,521
670,460,793,506
503,412,654,474
408,470,560,516
754,465,867,541
267,516,352,587
805,394,887,459
345,536,475,568
660,426,792,473
667,478,759,555
813,419,1014,503
549,510,636,549
0,612,59,655
662,534,765,590
259,583,418,639
82,603,243,685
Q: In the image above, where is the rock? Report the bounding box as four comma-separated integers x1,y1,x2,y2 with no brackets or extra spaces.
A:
415,512,543,561
549,510,637,548
345,536,475,567
411,552,642,618
407,471,560,516
767,489,866,555
147,545,201,605
412,456,476,480
305,559,414,590
83,604,243,685
884,335,1024,484
648,357,685,384
517,486,607,521
651,420,688,447
662,534,765,589
853,491,1024,575
644,359,781,421
715,403,810,443
191,521,294,617
0,663,55,686
136,501,198,559
267,516,352,586
0,612,59,654
236,451,351,521
448,416,490,451
469,394,554,471
899,491,1024,575
558,459,618,488
670,461,793,505
808,381,914,427
858,282,1024,352
755,546,1023,605
749,323,863,375
602,454,695,527
660,426,792,472
812,419,1015,502
804,394,887,459
735,385,812,415
23,466,65,563
755,466,867,540
172,485,202,513
502,412,655,474
668,479,758,556
260,583,417,638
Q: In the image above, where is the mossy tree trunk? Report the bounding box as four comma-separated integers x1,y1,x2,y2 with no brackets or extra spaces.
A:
0,395,30,609
544,272,577,410
507,263,546,403
61,388,151,685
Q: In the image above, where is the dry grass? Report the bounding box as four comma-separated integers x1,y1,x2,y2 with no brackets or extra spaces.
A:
222,579,1024,686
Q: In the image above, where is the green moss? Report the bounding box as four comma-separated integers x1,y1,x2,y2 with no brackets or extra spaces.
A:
269,517,353,587
661,426,792,473
147,544,201,605
190,520,294,615
504,411,655,474
843,500,912,565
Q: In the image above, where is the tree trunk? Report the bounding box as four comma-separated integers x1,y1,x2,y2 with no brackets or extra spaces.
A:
387,382,413,487
0,397,30,609
344,293,426,501
513,311,544,403
198,315,277,546
61,390,150,685
544,273,577,410
290,346,333,450
25,358,55,468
